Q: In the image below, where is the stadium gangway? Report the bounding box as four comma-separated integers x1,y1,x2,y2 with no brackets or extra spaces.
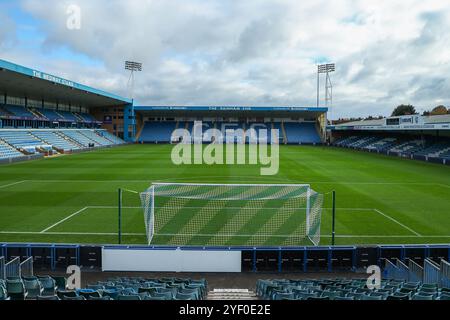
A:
5,257,20,278
408,259,424,283
440,260,450,288
395,258,409,281
20,257,33,278
423,258,441,285
0,256,4,280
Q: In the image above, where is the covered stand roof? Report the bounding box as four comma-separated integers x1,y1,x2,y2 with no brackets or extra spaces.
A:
0,59,131,108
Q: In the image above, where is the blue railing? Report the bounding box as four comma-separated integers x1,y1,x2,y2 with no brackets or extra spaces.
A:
0,243,449,274
5,257,20,278
0,256,4,280
441,259,450,288
408,259,424,283
395,259,409,281
423,258,441,285
383,258,399,280
20,257,33,277
1,243,80,271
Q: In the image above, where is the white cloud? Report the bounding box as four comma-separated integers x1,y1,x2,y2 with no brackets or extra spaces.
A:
2,0,450,118
0,9,16,50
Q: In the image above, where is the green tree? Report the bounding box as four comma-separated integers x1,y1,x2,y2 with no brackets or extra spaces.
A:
430,105,448,115
391,104,416,117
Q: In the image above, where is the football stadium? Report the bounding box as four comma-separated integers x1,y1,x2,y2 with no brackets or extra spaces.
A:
0,1,449,308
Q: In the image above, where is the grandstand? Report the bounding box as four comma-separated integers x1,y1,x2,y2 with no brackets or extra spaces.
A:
31,131,81,152
0,129,126,161
0,58,449,305
0,131,48,154
330,114,450,165
0,59,129,163
137,118,323,145
139,121,177,143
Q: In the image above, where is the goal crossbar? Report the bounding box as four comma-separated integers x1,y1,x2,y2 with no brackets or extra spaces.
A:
151,183,311,187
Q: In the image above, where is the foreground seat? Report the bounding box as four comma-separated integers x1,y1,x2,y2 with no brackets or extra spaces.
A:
117,294,141,300
38,276,57,296
412,293,433,301
23,278,43,299
37,295,60,300
57,290,78,299
6,279,26,300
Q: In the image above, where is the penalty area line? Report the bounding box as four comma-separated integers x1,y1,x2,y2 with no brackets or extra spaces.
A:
0,180,27,189
373,209,422,237
40,207,89,233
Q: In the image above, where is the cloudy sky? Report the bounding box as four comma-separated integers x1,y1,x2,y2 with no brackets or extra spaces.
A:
1,0,450,119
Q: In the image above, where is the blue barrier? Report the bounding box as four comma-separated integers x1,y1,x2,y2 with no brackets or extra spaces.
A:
5,257,20,278
440,260,450,288
423,258,441,285
408,259,424,283
0,243,448,273
383,259,398,280
20,257,33,277
395,259,409,281
0,256,4,280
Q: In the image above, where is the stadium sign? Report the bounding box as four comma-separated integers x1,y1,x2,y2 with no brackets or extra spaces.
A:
135,106,328,112
332,123,450,131
32,70,75,88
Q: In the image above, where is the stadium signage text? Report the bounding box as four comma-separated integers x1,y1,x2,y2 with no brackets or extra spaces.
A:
32,70,75,88
171,121,280,175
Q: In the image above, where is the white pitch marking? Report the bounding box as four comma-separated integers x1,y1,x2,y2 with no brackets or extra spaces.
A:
0,231,145,236
1,231,449,238
0,180,27,189
40,207,88,233
373,209,422,237
320,235,450,238
87,206,375,211
11,179,450,188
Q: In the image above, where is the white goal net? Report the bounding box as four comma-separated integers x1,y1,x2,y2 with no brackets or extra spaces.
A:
140,183,323,246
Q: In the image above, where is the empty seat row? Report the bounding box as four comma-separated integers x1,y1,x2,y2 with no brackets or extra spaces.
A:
139,121,322,144
334,135,450,160
96,130,125,145
256,278,450,300
31,131,81,151
0,104,37,119
0,142,24,159
60,130,100,147
78,130,114,146
0,130,125,159
0,276,206,301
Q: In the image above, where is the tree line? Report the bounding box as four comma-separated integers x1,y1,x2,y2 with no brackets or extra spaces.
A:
332,104,449,125
391,104,450,116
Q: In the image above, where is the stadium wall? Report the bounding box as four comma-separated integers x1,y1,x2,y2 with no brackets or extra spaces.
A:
2,243,449,273
102,247,242,272
0,154,44,164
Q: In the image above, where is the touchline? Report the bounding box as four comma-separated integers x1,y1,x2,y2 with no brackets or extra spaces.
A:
170,121,280,176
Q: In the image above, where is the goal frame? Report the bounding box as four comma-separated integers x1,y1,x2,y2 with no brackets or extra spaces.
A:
141,182,318,246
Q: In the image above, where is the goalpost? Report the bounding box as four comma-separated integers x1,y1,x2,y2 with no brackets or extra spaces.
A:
140,183,323,247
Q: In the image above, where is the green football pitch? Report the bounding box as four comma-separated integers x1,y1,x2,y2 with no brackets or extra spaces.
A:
0,144,449,246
